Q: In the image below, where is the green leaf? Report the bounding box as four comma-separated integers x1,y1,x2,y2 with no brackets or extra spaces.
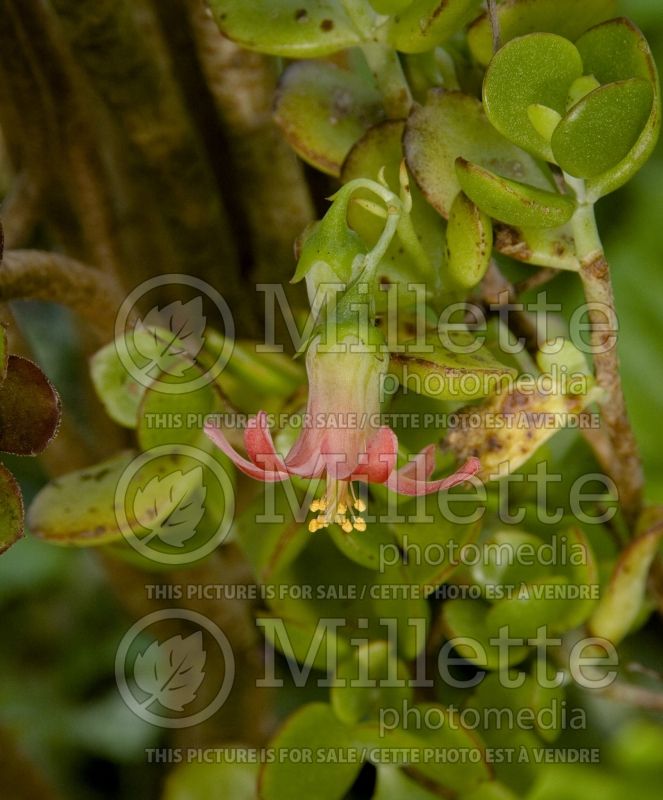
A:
589,512,663,644
468,0,617,66
551,78,654,179
374,766,442,800
404,91,554,218
441,598,530,669
0,355,61,456
492,222,580,271
258,611,351,671
136,372,224,451
331,640,412,724
259,704,362,800
0,463,24,554
27,451,136,546
387,331,517,402
341,120,445,286
387,0,484,54
455,159,576,229
445,192,493,290
236,482,312,583
27,450,227,559
90,327,195,428
164,761,258,800
208,0,361,58
483,33,584,161
386,490,483,593
275,59,385,177
575,17,661,199
485,576,572,639
357,703,491,791
327,520,395,570
369,0,412,13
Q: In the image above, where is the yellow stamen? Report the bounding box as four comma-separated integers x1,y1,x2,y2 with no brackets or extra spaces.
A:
308,519,320,533
353,498,366,513
342,520,354,533
353,518,367,532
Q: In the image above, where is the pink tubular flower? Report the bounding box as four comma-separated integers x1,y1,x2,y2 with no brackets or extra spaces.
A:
205,334,480,533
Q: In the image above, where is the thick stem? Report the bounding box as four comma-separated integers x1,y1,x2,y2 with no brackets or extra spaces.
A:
0,249,125,340
571,199,644,527
362,44,413,119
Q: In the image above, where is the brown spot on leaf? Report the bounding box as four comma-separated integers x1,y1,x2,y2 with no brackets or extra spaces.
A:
320,18,334,31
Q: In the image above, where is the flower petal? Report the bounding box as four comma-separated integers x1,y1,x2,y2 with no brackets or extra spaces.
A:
397,444,436,480
244,411,288,472
205,421,288,482
351,426,398,484
385,456,481,496
285,425,327,478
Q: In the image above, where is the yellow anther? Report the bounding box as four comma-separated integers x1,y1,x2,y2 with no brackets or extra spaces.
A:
334,514,345,525
337,502,347,515
353,518,367,532
310,499,320,513
342,520,354,533
318,498,328,511
353,498,367,513
308,519,320,533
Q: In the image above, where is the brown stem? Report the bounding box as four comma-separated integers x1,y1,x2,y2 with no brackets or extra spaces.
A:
184,0,314,296
579,252,643,527
0,249,124,340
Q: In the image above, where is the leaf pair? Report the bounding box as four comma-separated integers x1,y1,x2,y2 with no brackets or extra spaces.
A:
0,324,61,553
483,20,660,199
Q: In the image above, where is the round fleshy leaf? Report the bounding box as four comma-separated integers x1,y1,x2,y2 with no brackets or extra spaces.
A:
164,761,257,800
455,159,576,229
405,91,554,219
575,18,661,199
468,0,617,66
27,452,135,546
445,192,493,290
388,331,517,402
90,327,196,428
551,78,654,179
0,463,24,553
259,704,362,800
0,355,60,456
441,599,530,669
486,576,572,639
274,60,385,177
331,641,412,724
208,0,362,58
492,222,579,270
374,766,442,800
483,33,584,162
258,611,351,671
369,0,412,12
28,450,224,558
387,0,483,54
589,516,663,644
